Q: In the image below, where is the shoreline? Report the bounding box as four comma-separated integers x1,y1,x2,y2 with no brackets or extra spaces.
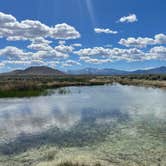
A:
0,75,165,98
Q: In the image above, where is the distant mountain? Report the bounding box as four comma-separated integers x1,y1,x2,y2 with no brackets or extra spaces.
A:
1,66,64,76
1,66,166,76
67,68,129,75
131,66,166,75
67,66,166,75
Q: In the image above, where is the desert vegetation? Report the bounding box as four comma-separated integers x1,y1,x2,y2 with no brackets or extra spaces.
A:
0,74,166,97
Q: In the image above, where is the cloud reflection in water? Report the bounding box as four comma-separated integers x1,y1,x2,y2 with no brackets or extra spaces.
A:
0,84,166,142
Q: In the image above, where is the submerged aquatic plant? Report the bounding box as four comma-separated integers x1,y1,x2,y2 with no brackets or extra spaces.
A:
57,162,102,166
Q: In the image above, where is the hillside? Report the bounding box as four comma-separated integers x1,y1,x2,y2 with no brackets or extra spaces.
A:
1,66,64,76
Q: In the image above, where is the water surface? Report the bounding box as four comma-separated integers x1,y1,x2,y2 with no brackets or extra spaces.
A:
0,84,166,165
0,84,165,141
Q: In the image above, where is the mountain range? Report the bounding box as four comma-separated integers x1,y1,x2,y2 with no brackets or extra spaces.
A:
0,66,166,76
67,66,166,75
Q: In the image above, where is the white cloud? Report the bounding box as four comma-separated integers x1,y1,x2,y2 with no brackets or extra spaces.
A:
54,45,74,54
31,37,52,45
80,56,112,64
148,46,166,60
3,60,60,69
27,37,74,58
0,12,82,69
71,43,82,47
28,37,53,51
119,37,155,48
51,23,80,40
75,47,111,56
150,46,166,54
0,45,68,63
0,12,165,68
32,49,69,59
155,34,166,44
63,60,81,67
0,12,16,24
0,44,166,68
58,40,66,45
119,14,138,23
3,60,32,65
28,43,52,51
75,45,166,64
94,28,118,34
0,47,52,67
75,47,144,62
0,62,5,68
0,12,80,41
119,34,166,48
0,46,32,60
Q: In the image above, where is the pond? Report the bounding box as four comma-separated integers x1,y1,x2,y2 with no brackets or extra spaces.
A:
0,84,166,166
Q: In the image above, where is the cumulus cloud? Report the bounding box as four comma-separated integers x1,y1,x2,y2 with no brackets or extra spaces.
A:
119,14,138,23
54,45,74,54
148,46,166,60
80,56,112,64
31,37,52,45
0,43,73,69
75,47,111,57
150,46,166,54
75,47,145,62
0,45,166,68
0,12,16,24
32,49,69,59
94,28,118,34
27,37,53,51
71,43,82,47
119,34,166,48
58,40,66,45
2,60,60,69
0,12,80,41
63,60,81,67
28,43,52,51
75,46,166,63
119,37,155,48
0,12,165,68
0,62,5,68
0,46,32,60
51,23,80,40
0,12,82,69
28,37,75,57
155,34,166,44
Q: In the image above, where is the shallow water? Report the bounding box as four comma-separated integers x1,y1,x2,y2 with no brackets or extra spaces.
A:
0,84,166,166
0,84,165,143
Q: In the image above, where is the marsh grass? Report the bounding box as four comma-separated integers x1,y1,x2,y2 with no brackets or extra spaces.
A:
0,74,165,97
0,89,44,98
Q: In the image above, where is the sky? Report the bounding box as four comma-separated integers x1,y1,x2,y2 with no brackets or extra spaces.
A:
0,0,166,72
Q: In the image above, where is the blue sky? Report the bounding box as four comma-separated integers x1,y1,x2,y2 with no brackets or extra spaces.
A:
0,0,166,72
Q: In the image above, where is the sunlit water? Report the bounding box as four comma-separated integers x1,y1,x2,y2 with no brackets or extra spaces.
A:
0,84,165,144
